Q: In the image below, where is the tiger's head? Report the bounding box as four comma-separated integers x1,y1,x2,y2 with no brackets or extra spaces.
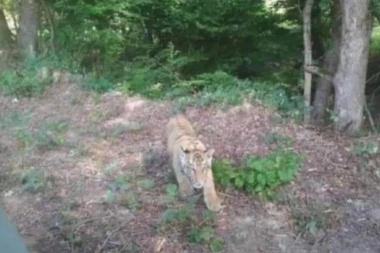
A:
179,146,215,189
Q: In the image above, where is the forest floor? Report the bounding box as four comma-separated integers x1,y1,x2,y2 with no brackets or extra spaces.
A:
1,81,380,253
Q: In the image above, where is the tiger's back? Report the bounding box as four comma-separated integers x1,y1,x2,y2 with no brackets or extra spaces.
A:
166,114,205,156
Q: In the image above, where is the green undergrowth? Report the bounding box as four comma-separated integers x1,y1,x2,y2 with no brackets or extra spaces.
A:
0,58,52,97
370,25,380,55
0,111,70,152
102,161,156,212
0,49,303,122
120,64,304,120
158,184,224,252
212,149,303,199
0,54,78,97
14,119,69,151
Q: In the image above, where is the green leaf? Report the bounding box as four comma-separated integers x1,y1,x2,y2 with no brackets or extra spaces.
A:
234,176,244,188
256,173,266,186
247,173,256,184
278,168,293,182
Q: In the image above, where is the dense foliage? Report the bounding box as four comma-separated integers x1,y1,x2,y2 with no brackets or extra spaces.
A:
1,0,380,124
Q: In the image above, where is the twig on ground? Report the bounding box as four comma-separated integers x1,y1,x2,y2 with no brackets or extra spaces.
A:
95,224,127,253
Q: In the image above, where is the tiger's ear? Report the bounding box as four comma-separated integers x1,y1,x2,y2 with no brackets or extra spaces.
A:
205,148,215,158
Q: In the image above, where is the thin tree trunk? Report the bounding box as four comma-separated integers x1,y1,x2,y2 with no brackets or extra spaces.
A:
17,0,39,60
0,8,14,71
0,8,13,46
333,0,371,134
303,0,314,124
311,1,341,126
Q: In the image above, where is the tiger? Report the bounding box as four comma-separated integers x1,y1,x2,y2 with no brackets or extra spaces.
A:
166,114,222,212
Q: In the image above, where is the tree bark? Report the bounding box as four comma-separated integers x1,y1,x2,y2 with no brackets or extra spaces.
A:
303,0,314,125
311,1,341,126
16,0,39,60
0,9,13,47
333,0,371,134
0,8,14,72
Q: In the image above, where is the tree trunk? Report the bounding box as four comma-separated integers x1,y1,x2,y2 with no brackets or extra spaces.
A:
311,1,341,126
0,9,13,47
333,0,371,134
0,9,14,72
303,0,314,125
16,0,39,60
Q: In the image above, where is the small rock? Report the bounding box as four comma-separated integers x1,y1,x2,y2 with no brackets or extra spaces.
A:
4,190,14,197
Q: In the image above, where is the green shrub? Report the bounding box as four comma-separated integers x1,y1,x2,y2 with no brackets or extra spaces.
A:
81,75,115,93
21,169,47,193
0,58,52,97
212,149,303,198
120,46,201,98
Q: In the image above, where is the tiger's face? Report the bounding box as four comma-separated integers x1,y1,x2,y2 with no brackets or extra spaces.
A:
179,147,215,189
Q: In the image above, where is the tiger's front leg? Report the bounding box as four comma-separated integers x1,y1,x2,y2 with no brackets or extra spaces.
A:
203,169,222,211
172,159,194,199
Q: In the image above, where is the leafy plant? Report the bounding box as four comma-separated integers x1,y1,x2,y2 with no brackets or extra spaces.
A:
21,169,47,193
103,172,131,203
291,204,341,238
212,149,303,198
164,183,179,204
350,141,378,155
136,178,155,190
350,141,379,172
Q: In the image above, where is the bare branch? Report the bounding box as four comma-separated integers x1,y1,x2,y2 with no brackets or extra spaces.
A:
304,65,334,82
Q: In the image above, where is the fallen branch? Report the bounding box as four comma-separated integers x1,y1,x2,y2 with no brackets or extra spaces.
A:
95,224,126,253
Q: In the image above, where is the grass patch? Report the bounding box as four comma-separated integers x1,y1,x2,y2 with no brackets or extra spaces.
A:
102,160,156,212
291,203,343,240
102,122,145,139
14,119,69,151
213,149,303,199
262,132,293,147
21,168,50,193
0,112,31,130
158,184,224,252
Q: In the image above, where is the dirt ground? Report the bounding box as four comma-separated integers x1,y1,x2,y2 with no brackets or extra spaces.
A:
1,81,380,253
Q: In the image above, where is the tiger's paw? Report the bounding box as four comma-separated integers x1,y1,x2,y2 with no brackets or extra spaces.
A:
205,195,223,212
